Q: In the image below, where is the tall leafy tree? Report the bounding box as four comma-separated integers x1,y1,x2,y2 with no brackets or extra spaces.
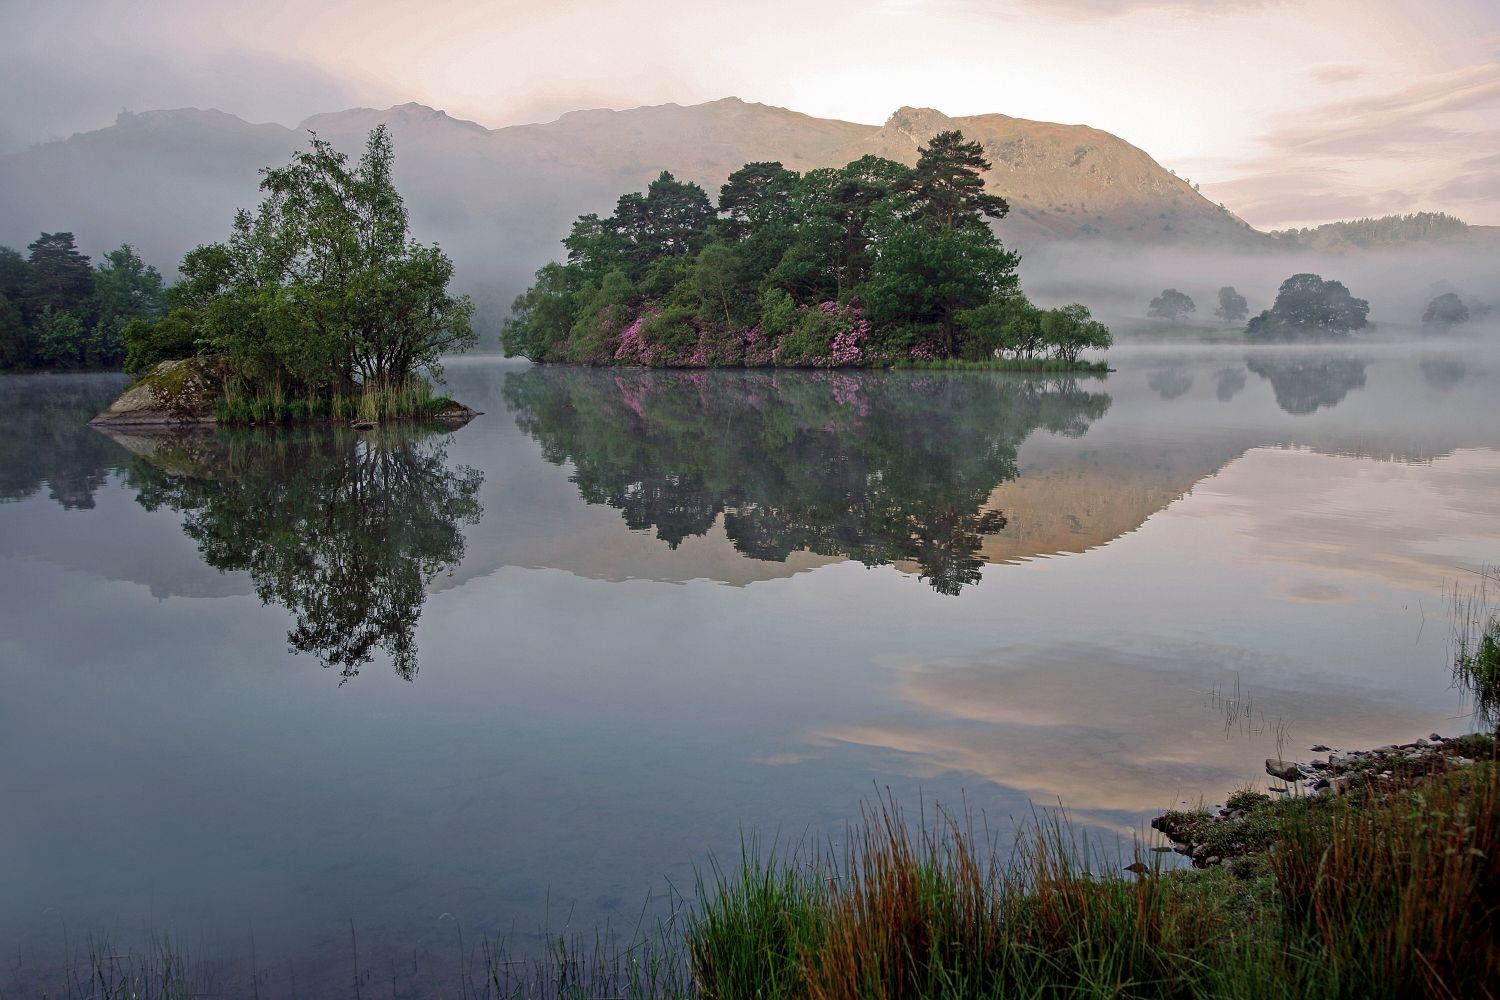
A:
611,171,715,275
1247,273,1369,338
90,245,166,327
1215,286,1248,323
717,161,799,240
201,125,475,391
862,218,1020,353
24,232,94,318
911,130,1008,231
1148,288,1196,322
1422,292,1469,326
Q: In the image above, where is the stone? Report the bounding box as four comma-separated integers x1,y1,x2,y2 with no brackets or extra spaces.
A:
1265,758,1303,781
89,356,224,426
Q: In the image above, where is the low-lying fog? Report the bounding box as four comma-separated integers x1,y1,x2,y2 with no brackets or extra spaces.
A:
1020,241,1498,340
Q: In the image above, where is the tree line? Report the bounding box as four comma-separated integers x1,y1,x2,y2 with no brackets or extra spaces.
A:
501,131,1111,369
1147,274,1492,335
0,234,167,371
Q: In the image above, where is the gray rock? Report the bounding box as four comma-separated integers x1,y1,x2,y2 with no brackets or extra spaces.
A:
90,357,223,426
1265,758,1303,781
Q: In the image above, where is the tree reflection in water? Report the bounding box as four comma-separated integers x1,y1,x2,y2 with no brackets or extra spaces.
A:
1245,354,1368,415
124,425,483,681
504,369,1110,595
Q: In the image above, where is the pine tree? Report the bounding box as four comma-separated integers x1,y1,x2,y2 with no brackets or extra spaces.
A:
912,131,1008,231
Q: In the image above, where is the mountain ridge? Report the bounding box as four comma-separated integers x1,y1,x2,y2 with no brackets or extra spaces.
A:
0,97,1474,323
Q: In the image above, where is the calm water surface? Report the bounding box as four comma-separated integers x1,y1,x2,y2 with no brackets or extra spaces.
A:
3,343,1498,993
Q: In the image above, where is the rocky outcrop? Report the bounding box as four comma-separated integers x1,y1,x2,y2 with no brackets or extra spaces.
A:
88,357,224,426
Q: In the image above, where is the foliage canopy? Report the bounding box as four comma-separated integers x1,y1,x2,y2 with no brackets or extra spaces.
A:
502,132,1108,368
124,126,475,398
0,234,167,371
1247,273,1370,339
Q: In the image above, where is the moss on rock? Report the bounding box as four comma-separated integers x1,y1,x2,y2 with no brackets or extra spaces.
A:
90,356,226,426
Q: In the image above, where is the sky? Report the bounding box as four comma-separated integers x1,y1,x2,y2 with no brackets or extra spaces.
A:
2,0,1498,230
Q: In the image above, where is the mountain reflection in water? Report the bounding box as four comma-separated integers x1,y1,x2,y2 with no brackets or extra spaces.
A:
105,425,483,680
502,368,1111,595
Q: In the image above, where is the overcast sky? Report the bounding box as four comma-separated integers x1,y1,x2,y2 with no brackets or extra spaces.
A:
3,0,1498,229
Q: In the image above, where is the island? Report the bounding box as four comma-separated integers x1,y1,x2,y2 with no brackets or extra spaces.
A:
89,125,477,427
501,131,1111,371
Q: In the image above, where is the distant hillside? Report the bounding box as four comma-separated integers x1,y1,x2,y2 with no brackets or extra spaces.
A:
0,98,1270,322
1269,211,1495,251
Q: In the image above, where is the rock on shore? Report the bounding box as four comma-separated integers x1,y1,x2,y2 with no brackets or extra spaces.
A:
89,357,222,426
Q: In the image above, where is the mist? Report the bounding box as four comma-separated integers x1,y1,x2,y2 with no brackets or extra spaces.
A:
1,96,1495,350
1020,240,1500,341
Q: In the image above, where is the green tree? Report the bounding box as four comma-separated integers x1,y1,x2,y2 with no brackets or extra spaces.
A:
1040,303,1112,362
954,292,1037,359
1214,286,1248,323
911,130,1008,231
124,308,201,374
86,244,168,368
861,221,1020,354
692,242,743,326
501,262,579,361
611,171,715,275
90,245,166,326
0,246,29,304
1423,292,1469,327
717,161,800,240
0,294,32,369
24,232,94,319
201,126,475,393
32,306,87,368
563,213,631,282
1247,273,1369,339
1148,288,1195,322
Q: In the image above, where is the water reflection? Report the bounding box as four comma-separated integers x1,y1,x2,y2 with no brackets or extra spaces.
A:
503,369,1111,595
0,373,129,508
1246,354,1367,415
1420,356,1468,392
1214,366,1247,402
108,425,483,680
1147,367,1194,400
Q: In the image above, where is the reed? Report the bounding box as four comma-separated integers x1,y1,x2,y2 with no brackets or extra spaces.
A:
213,377,454,425
686,761,1500,1000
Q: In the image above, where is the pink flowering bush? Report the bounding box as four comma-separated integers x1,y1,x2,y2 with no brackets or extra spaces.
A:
742,325,775,367
772,300,872,367
614,313,652,364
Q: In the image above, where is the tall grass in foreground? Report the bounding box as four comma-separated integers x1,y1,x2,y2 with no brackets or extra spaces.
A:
691,800,1248,1000
689,765,1500,1000
214,377,454,425
1273,761,1500,999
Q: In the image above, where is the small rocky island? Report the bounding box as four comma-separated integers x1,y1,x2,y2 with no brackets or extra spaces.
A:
90,357,476,429
98,125,476,428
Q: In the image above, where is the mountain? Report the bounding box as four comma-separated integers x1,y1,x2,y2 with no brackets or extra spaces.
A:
0,97,1269,323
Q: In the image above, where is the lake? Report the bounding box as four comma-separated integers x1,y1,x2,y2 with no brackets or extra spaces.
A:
3,342,1498,996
